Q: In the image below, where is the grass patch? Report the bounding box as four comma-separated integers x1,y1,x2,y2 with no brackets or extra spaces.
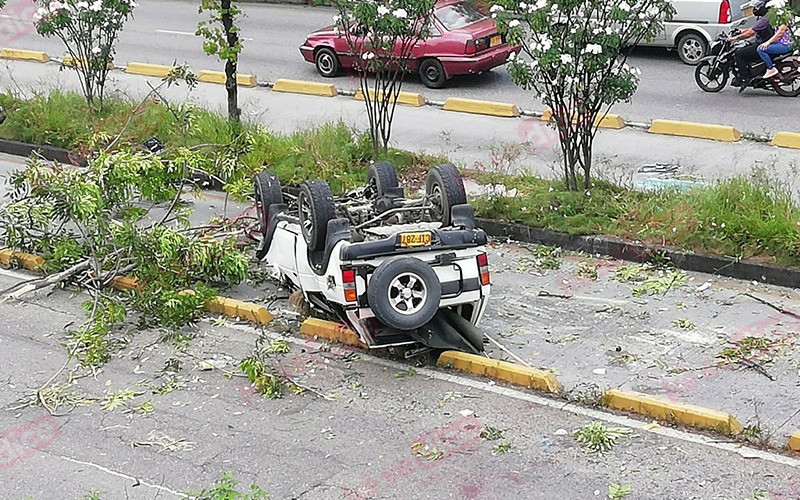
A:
573,421,631,453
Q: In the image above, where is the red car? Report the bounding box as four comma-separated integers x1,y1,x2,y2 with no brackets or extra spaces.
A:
299,0,519,88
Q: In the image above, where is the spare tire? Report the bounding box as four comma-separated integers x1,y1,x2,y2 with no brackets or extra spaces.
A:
298,179,335,252
426,164,466,226
367,257,441,331
366,161,399,198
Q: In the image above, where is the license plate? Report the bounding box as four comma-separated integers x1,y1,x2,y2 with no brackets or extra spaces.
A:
399,232,432,248
489,35,502,47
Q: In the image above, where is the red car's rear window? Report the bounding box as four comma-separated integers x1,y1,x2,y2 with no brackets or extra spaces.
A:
435,3,487,30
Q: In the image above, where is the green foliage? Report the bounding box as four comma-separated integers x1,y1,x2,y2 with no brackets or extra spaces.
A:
196,0,244,63
574,421,630,453
192,471,270,500
480,425,505,441
240,356,284,399
70,299,126,366
100,388,137,411
33,0,137,105
492,439,511,454
608,483,632,500
264,340,291,355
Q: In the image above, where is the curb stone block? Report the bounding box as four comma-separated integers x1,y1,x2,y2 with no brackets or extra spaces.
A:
354,89,425,107
124,62,176,78
111,276,140,292
540,109,625,129
204,296,273,324
62,55,114,70
0,250,45,271
197,70,258,87
601,389,743,435
299,318,368,348
770,132,800,150
788,430,800,451
437,351,561,393
442,97,520,118
648,119,741,142
0,49,49,63
272,79,338,97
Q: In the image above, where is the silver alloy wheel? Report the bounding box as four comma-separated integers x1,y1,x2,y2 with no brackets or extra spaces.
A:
682,39,704,63
300,192,313,241
429,184,443,219
318,52,334,74
387,272,427,315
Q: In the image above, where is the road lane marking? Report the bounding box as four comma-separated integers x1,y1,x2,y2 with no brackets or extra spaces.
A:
221,319,800,469
155,28,253,41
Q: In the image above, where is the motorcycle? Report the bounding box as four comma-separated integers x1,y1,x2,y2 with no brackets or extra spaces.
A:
694,23,800,97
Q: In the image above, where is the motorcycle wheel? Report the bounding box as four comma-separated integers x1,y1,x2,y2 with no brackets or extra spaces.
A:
773,63,800,97
694,60,728,92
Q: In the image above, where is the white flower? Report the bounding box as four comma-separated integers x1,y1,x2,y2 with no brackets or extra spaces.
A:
766,0,786,8
507,51,516,61
377,5,389,16
583,43,603,55
362,51,375,60
535,0,547,9
392,8,407,18
48,1,65,13
509,19,520,28
618,1,631,11
605,27,614,35
489,4,504,12
76,1,89,9
333,14,342,23
89,0,102,12
92,46,101,54
519,2,527,8
560,54,573,64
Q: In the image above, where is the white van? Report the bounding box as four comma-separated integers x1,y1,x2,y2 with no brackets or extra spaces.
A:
639,0,752,64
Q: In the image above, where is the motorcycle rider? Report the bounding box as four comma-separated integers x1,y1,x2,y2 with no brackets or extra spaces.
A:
727,1,774,86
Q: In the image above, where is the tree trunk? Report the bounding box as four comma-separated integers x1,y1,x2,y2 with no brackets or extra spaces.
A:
222,0,240,123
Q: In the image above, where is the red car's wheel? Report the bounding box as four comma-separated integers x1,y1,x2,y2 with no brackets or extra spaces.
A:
419,59,446,89
314,47,341,78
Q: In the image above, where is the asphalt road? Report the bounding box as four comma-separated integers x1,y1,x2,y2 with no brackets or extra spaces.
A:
0,0,797,135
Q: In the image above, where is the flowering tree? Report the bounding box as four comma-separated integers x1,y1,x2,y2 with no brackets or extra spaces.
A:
332,0,436,156
492,0,674,191
766,0,800,47
196,0,244,123
33,0,137,107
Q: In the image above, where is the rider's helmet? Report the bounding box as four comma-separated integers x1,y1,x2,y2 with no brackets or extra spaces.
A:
752,1,768,17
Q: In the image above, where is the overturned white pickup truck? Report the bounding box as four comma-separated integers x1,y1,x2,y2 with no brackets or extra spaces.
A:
253,162,491,355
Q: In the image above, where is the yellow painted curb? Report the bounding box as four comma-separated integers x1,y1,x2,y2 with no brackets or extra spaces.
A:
601,389,743,435
62,55,114,70
540,109,625,129
770,131,800,150
354,89,425,107
787,430,800,451
197,70,258,88
204,296,273,324
299,318,368,349
272,79,337,97
648,119,741,142
0,249,45,271
111,276,140,292
125,62,176,78
442,97,520,118
437,351,561,393
0,48,49,63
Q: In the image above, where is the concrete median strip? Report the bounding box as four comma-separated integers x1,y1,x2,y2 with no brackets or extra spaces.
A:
0,249,45,271
272,79,338,97
770,131,800,150
787,431,800,451
354,89,425,107
125,62,177,78
540,109,626,130
299,318,369,348
203,296,273,324
601,389,743,436
648,119,741,142
437,351,561,393
0,49,49,63
62,55,114,70
442,97,520,118
197,70,258,88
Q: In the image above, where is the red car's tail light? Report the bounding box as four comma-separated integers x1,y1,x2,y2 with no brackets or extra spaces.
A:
342,268,357,302
718,0,731,23
465,39,477,54
476,253,490,286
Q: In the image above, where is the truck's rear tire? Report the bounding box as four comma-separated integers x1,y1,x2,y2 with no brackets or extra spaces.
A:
368,257,441,331
298,179,335,252
254,171,283,260
426,164,467,226
366,161,399,198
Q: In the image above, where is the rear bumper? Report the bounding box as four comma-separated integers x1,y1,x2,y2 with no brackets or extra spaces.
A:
439,45,520,76
339,228,487,261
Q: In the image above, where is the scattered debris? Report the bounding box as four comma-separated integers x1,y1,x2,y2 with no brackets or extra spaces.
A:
673,319,696,330
553,429,568,436
394,368,417,379
608,483,633,500
492,439,511,454
574,422,631,453
131,430,195,453
411,442,444,461
744,292,800,320
480,425,505,441
592,368,607,376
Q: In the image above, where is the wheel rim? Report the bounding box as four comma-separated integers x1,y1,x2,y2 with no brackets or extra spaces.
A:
255,183,267,233
429,184,443,220
697,63,725,91
682,39,703,62
425,64,440,83
299,192,314,242
387,272,427,315
775,64,800,94
367,175,379,198
318,52,334,74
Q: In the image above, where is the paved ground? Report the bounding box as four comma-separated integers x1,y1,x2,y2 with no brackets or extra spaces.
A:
2,266,800,500
0,0,797,135
2,61,800,201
